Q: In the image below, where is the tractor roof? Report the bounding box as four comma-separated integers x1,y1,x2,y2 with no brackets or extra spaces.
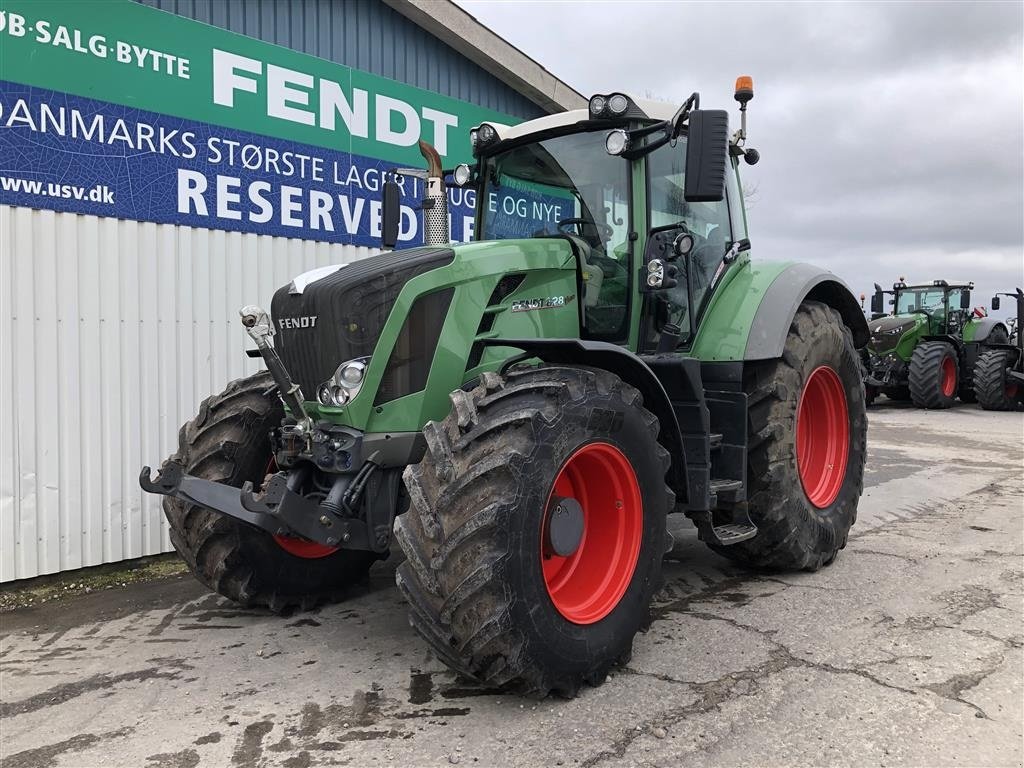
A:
478,94,678,145
896,280,974,290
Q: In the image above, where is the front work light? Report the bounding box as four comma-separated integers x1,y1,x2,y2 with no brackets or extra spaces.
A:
478,123,497,143
605,129,630,156
589,95,607,116
453,163,472,187
607,93,629,115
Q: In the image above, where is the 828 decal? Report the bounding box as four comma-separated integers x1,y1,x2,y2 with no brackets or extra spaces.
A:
511,295,575,313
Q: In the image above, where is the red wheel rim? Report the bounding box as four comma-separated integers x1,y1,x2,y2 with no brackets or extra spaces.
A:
940,356,957,397
1007,382,1019,399
273,535,338,559
541,442,643,625
264,458,338,559
796,366,850,509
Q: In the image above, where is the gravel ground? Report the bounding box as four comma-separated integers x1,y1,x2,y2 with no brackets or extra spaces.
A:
1,402,1021,768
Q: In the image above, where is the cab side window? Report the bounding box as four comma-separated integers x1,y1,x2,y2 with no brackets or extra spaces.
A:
647,141,733,342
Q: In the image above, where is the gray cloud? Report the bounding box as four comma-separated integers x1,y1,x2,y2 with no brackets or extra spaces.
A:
459,0,1024,312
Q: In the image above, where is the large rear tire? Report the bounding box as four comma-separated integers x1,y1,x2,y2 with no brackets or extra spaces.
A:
909,340,959,409
974,348,1022,411
711,301,866,571
163,371,377,613
395,365,672,697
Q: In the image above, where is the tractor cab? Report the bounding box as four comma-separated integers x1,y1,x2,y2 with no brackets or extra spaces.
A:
445,89,756,354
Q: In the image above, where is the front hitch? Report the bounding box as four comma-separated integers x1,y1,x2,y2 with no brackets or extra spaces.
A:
139,462,391,551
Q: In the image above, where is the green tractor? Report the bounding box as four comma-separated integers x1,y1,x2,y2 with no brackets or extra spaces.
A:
141,79,869,696
864,279,1009,408
973,288,1024,410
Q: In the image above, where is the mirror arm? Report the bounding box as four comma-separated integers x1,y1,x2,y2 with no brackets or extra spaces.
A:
669,92,700,140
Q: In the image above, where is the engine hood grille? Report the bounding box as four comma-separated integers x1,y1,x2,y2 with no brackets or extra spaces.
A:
270,246,455,398
868,316,916,353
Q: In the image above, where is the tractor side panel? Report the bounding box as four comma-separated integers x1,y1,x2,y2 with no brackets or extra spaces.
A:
338,239,580,433
894,319,928,362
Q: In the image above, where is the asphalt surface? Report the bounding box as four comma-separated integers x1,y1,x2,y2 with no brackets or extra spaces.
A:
2,402,1022,768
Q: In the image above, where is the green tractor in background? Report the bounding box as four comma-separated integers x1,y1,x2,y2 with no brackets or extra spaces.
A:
973,288,1024,410
864,279,1009,408
141,79,870,697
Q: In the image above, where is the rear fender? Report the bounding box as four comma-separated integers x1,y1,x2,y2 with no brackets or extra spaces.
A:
743,264,869,359
690,261,869,362
964,318,1008,343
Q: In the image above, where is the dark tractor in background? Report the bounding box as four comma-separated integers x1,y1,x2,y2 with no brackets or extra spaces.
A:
864,279,1009,408
974,289,1024,410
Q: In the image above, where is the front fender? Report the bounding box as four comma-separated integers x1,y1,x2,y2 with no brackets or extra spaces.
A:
481,338,689,502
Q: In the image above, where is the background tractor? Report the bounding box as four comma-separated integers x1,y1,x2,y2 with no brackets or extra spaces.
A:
864,279,1009,408
141,79,869,697
973,288,1024,410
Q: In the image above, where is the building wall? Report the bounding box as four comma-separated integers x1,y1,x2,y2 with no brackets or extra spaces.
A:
0,205,368,581
136,0,545,120
0,0,547,581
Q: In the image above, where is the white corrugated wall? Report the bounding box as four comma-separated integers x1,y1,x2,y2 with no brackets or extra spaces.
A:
0,205,373,581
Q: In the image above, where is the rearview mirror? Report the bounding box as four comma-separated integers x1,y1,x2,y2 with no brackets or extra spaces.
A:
870,289,884,315
684,110,729,203
960,291,971,310
992,296,1001,311
381,175,401,249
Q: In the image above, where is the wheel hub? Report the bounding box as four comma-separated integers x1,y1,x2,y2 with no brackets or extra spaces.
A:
544,497,585,557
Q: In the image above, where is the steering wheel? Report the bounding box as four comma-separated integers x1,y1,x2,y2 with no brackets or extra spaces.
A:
910,308,933,324
557,217,614,241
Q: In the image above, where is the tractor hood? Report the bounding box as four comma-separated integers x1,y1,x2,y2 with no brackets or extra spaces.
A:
270,246,455,400
867,315,919,354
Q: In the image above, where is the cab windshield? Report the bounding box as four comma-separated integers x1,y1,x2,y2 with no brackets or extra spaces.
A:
478,130,632,339
896,288,945,314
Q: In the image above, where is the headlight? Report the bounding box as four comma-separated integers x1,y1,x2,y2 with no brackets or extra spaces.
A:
605,129,630,156
589,95,607,116
337,360,365,387
318,383,349,407
317,357,368,407
469,129,478,148
607,93,629,115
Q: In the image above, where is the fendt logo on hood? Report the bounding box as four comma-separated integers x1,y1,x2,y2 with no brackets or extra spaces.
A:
278,316,318,330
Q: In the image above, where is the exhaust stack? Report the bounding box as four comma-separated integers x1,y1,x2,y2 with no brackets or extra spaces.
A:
417,140,449,246
381,140,449,249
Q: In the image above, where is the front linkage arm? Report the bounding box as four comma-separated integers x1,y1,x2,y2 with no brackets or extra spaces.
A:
239,305,312,434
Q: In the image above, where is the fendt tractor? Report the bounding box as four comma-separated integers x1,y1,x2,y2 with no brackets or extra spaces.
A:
973,288,1024,411
141,79,870,696
864,279,1009,408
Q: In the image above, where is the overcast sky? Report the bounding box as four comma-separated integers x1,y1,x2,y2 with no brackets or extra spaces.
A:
459,0,1024,314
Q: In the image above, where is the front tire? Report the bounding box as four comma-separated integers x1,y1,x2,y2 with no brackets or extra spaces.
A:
909,341,959,409
163,371,377,613
974,349,1022,411
395,365,672,697
711,301,866,571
